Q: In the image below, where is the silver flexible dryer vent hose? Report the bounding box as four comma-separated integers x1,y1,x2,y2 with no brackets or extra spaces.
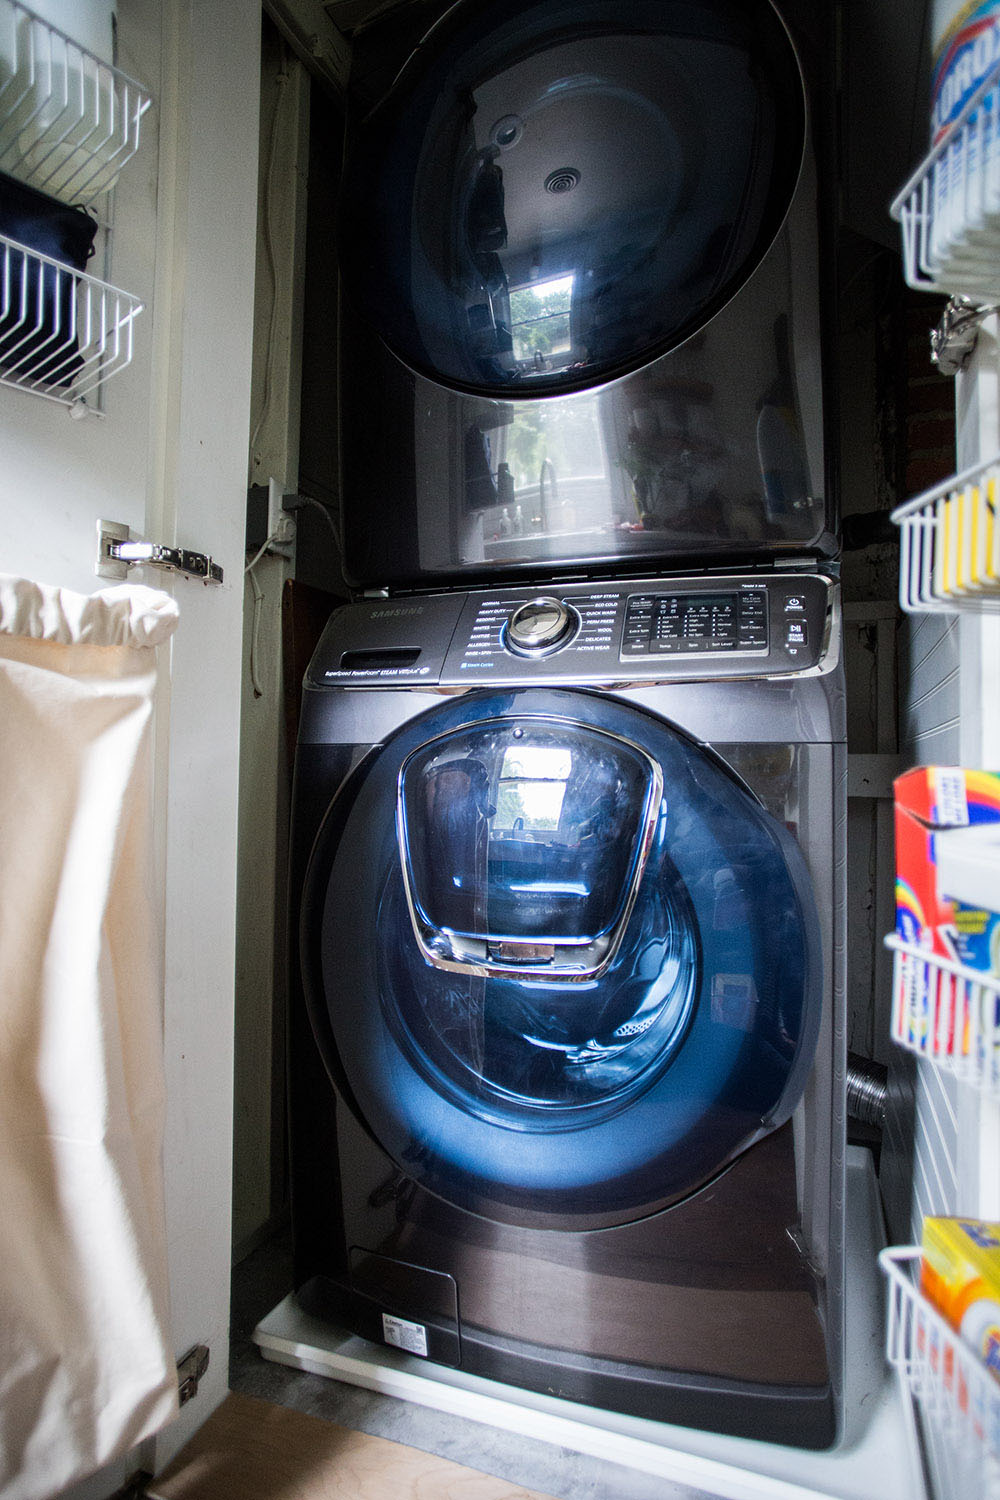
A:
846,1052,888,1131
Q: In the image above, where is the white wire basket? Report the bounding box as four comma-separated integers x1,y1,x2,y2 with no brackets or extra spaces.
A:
891,60,1000,302
886,933,1000,1093
881,1245,1000,1498
891,455,1000,615
0,230,142,406
0,0,152,205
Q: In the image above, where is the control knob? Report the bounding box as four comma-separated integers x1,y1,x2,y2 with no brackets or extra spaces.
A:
504,596,579,657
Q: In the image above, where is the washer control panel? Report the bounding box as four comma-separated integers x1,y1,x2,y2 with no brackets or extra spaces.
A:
309,573,836,688
444,574,832,683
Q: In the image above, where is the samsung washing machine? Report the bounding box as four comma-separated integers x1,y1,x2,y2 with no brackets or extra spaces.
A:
287,0,845,1452
289,584,845,1447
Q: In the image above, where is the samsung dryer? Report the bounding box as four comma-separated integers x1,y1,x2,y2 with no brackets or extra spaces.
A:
288,572,845,1448
333,0,834,591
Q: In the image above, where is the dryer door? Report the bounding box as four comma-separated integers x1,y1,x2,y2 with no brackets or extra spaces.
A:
303,688,821,1229
339,0,805,400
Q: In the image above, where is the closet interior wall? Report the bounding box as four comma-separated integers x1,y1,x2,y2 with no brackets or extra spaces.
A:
235,12,345,1255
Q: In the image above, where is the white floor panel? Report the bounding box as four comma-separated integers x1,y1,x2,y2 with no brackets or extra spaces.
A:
253,1148,924,1500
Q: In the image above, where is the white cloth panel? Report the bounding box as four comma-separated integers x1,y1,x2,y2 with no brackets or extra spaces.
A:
0,575,181,1500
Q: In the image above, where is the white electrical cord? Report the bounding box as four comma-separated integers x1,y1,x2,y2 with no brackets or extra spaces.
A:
248,52,290,467
289,493,343,555
242,493,338,701
244,534,278,575
244,531,283,700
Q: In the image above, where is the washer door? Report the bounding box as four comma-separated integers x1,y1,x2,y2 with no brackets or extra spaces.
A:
303,689,821,1229
337,0,805,398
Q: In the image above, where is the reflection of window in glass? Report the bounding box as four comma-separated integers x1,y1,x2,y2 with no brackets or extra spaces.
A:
494,745,572,832
509,274,574,365
502,391,608,511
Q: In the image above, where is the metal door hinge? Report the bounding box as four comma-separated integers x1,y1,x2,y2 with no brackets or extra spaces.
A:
176,1343,210,1405
96,520,224,584
930,295,998,376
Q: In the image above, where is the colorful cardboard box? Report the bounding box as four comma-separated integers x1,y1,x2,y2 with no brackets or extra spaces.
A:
936,823,1000,977
894,766,1000,966
921,1215,1000,1383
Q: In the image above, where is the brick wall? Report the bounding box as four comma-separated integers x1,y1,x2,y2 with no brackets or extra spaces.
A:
900,293,956,500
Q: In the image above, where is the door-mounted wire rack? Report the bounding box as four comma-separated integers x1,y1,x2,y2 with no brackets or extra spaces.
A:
885,933,1000,1095
891,60,1000,302
891,455,1000,615
0,0,152,205
881,1246,1000,1500
0,231,142,407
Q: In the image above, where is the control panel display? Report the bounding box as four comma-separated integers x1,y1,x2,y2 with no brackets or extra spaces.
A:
622,590,768,656
308,574,834,690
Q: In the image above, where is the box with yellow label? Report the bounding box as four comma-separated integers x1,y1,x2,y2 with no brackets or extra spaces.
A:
920,1216,1000,1381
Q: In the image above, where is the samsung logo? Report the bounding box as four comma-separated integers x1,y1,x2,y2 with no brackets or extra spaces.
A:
370,606,424,618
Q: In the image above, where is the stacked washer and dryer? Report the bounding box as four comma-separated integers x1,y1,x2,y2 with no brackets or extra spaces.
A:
287,0,846,1450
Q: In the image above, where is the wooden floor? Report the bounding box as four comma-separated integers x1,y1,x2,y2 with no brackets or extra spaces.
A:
147,1392,559,1500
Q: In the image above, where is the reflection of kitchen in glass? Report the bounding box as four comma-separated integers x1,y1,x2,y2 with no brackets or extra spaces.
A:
479,387,628,557
458,369,740,566
451,293,823,570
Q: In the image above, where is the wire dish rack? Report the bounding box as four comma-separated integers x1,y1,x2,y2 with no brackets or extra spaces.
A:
0,0,152,205
881,1246,1000,1499
891,60,1000,302
0,231,142,407
891,455,1000,614
885,933,1000,1094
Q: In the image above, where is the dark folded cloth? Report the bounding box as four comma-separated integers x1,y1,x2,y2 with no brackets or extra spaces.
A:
0,172,98,387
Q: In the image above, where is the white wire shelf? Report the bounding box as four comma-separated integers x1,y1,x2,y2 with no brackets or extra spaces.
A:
0,230,142,407
891,60,1000,302
881,1246,1000,1498
0,0,152,205
891,454,1000,615
885,933,1000,1093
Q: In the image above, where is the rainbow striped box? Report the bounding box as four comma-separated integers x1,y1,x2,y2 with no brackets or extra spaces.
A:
895,767,1000,963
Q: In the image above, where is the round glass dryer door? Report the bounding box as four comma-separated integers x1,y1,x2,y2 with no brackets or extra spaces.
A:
303,689,822,1230
337,0,806,397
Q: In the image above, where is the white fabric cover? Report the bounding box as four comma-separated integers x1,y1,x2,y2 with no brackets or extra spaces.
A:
0,575,181,1500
